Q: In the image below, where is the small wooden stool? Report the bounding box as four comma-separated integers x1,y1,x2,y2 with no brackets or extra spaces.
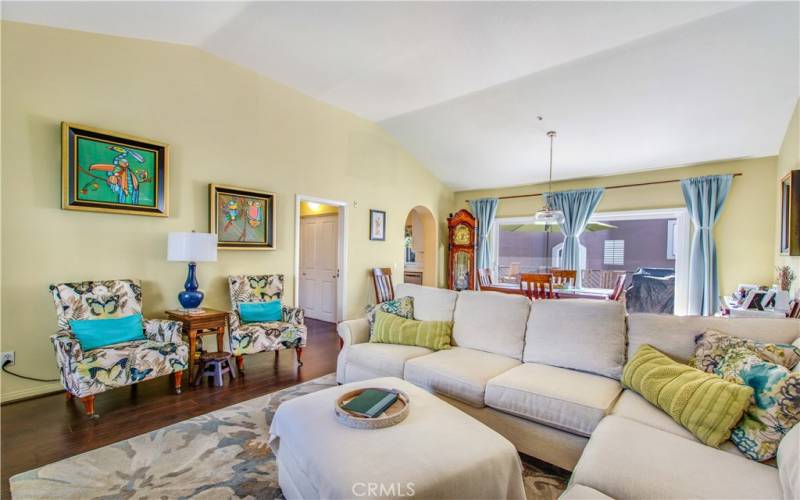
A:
194,351,238,387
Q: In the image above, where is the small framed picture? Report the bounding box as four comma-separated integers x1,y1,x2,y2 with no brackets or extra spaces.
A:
61,122,169,216
370,209,386,241
210,184,276,250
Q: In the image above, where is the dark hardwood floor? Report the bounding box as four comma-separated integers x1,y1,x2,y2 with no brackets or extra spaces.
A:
0,318,339,498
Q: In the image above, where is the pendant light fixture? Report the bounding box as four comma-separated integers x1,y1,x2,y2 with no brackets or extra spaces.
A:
533,130,566,225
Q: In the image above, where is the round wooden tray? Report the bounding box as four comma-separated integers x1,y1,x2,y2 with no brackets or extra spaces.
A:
335,388,410,429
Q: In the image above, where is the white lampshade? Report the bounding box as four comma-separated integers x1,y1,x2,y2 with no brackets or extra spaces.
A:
167,232,218,262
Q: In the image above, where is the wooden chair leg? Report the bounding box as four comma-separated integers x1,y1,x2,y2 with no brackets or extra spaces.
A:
236,355,245,372
174,371,184,394
296,346,304,366
228,357,238,379
80,395,96,417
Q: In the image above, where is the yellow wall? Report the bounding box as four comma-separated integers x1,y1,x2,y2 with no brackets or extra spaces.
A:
775,99,800,294
299,201,339,217
454,157,778,294
0,22,453,402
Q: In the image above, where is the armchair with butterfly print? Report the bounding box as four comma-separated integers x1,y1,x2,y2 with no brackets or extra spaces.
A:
49,280,189,417
227,274,307,370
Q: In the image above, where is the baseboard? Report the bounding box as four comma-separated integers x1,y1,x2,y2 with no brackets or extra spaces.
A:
0,382,63,404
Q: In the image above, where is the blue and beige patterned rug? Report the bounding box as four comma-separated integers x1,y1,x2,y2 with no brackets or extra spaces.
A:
10,374,568,499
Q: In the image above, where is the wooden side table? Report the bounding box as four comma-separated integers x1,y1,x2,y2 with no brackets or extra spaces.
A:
165,308,229,381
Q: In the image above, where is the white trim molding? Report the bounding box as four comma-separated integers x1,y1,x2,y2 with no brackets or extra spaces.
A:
294,194,348,323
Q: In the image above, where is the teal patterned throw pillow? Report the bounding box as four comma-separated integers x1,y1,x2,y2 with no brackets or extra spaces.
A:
366,296,414,337
716,347,800,461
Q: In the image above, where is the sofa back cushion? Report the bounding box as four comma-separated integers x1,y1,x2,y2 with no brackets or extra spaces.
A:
395,283,458,322
524,299,627,379
627,314,800,362
452,291,530,359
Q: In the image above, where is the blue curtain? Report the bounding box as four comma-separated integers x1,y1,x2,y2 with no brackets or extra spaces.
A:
545,188,604,288
469,198,499,273
681,174,733,316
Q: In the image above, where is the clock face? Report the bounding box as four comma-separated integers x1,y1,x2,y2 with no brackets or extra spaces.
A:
453,224,471,245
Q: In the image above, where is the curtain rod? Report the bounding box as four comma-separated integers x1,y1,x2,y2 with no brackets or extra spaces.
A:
465,173,742,202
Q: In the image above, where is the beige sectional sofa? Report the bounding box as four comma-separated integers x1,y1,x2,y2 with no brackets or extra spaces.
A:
336,283,800,499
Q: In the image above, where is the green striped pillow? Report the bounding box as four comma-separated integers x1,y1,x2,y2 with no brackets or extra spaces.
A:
622,344,754,447
371,310,452,351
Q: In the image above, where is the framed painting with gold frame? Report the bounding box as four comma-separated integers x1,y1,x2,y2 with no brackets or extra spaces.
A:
61,122,169,216
210,184,276,250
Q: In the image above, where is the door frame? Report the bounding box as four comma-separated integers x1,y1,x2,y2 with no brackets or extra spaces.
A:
294,195,348,323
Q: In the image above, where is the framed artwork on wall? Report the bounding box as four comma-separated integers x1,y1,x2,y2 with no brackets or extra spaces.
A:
61,122,169,216
210,184,276,250
370,209,386,241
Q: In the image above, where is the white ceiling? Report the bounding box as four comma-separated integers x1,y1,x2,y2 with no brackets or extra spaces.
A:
3,1,798,190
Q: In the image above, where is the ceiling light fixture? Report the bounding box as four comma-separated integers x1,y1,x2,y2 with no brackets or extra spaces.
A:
533,130,566,225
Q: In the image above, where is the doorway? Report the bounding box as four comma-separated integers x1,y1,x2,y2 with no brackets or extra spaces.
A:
294,196,348,323
403,206,438,287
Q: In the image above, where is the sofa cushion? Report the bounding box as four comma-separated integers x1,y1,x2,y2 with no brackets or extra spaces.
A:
571,416,783,500
347,343,432,379
452,291,530,359
404,347,520,407
485,363,622,437
611,390,769,462
611,390,695,441
627,314,800,362
524,299,626,379
395,283,458,322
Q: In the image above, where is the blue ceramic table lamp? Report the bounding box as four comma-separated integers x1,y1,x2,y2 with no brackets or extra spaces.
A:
167,232,218,310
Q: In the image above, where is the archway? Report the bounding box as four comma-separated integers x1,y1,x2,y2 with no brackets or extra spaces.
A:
403,206,438,287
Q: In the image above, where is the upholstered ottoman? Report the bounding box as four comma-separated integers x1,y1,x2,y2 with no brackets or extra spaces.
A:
269,376,525,500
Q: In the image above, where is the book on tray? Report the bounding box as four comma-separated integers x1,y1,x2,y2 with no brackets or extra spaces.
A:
342,388,398,418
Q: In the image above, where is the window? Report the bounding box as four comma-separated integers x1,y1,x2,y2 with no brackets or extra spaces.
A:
603,240,624,266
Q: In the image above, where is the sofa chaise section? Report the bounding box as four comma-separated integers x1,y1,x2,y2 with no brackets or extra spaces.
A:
569,416,784,500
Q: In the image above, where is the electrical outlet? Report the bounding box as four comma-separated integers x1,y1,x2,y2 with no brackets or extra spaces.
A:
1,351,15,366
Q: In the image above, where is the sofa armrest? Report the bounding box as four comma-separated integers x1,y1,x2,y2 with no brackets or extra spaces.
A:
50,331,84,363
144,319,184,344
337,318,370,346
283,306,305,326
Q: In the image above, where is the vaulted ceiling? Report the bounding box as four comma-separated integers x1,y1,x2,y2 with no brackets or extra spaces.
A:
4,1,798,190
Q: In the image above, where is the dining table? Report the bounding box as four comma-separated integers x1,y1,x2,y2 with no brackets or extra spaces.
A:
478,282,613,300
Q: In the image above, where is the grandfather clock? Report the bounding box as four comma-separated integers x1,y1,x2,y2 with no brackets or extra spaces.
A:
447,209,477,291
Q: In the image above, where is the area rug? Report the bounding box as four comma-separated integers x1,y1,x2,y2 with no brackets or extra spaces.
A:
10,374,569,499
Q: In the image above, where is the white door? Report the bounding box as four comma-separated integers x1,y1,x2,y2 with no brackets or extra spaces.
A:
299,215,338,322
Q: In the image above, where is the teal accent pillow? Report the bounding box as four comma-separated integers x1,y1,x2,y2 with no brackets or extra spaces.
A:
69,313,146,351
240,300,282,323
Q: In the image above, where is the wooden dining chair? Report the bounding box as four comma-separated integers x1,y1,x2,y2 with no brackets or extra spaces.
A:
478,268,493,289
608,274,627,301
372,268,394,303
551,269,577,288
788,300,800,319
520,273,555,300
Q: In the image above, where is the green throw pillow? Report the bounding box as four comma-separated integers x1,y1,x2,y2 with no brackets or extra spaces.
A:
371,310,452,351
622,344,753,447
715,347,800,461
